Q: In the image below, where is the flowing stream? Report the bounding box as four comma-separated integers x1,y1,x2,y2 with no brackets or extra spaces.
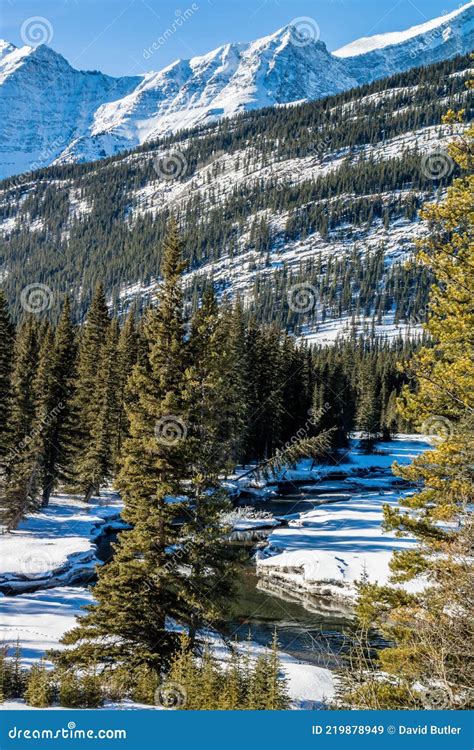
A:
94,477,398,670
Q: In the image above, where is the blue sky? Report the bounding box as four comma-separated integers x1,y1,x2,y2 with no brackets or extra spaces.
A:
0,0,465,76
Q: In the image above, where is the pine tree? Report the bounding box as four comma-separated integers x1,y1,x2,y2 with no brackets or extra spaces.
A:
130,664,159,705
80,670,103,707
164,634,199,709
115,307,139,464
30,300,77,506
1,317,41,527
220,647,244,710
39,297,77,501
356,359,381,451
0,648,5,703
72,283,110,493
58,669,83,708
247,655,270,709
179,288,239,644
219,297,249,463
8,640,25,699
25,662,53,707
265,632,290,709
195,644,221,710
60,219,190,670
340,115,474,709
75,319,120,500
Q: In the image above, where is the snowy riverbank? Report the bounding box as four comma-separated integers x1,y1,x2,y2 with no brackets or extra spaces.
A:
0,491,125,594
255,437,430,606
0,435,429,709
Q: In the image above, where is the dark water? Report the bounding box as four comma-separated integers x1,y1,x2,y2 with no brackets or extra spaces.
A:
95,529,119,564
93,500,383,670
95,529,358,668
221,565,356,669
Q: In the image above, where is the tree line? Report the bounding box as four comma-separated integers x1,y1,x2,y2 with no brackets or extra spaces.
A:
0,54,470,320
0,254,418,530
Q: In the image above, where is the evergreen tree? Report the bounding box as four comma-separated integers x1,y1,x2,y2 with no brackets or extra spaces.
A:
356,359,381,451
340,116,474,709
0,317,41,527
58,669,83,708
115,307,139,464
265,633,290,709
31,298,77,505
60,219,190,670
25,662,53,707
179,288,239,644
75,319,120,500
80,670,103,707
72,282,110,493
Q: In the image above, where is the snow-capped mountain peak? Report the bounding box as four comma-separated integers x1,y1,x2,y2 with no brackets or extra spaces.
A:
334,0,473,57
0,39,16,61
0,2,472,178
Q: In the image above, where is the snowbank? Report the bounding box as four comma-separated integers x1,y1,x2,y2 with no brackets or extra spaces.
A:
0,491,124,592
256,437,430,605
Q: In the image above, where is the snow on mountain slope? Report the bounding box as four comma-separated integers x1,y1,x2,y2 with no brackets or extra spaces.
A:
0,43,140,178
0,3,472,179
335,1,473,83
55,28,357,166
335,1,473,57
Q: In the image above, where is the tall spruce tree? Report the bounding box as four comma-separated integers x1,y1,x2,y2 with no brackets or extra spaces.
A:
31,298,77,505
1,316,41,528
72,283,110,493
179,288,240,644
75,319,120,500
60,219,190,670
339,116,474,709
115,307,139,464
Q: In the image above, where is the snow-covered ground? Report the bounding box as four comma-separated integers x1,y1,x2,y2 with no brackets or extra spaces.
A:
0,490,333,708
0,491,125,593
255,437,430,604
0,586,335,709
0,435,429,709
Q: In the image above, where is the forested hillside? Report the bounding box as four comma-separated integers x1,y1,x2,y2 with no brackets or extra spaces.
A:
0,54,471,343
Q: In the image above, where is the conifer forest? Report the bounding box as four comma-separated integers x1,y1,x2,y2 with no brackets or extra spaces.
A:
0,2,472,723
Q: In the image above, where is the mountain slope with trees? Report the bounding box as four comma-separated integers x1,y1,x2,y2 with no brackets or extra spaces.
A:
0,54,471,343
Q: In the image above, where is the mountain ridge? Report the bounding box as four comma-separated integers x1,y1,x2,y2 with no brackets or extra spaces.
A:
0,1,472,178
0,52,470,348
